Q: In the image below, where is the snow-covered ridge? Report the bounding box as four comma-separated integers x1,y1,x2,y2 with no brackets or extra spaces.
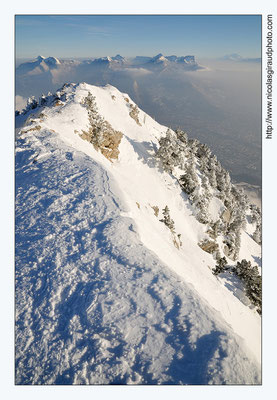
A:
15,82,261,384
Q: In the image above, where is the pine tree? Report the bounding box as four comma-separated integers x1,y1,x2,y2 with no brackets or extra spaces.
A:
26,96,38,111
196,175,212,224
207,155,218,189
188,138,199,156
160,205,175,233
179,169,197,196
212,256,227,275
250,204,261,244
82,92,105,145
196,142,211,159
155,129,187,173
233,259,262,314
253,223,261,245
175,128,188,144
39,94,47,106
196,196,210,224
225,216,242,260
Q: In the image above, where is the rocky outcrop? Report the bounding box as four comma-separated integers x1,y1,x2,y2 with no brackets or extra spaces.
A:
198,239,219,254
80,123,123,161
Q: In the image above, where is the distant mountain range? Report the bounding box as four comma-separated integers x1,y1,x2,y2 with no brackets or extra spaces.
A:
16,53,204,76
16,55,63,75
16,53,261,78
222,54,261,63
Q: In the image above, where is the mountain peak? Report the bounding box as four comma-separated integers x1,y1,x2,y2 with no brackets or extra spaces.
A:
112,54,125,61
36,55,45,62
45,56,61,65
153,53,164,59
148,53,169,65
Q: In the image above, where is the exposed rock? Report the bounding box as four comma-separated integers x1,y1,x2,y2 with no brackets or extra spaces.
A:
222,209,231,223
151,205,159,217
129,104,141,126
80,92,123,161
22,125,41,134
80,125,123,161
54,100,63,107
198,239,219,254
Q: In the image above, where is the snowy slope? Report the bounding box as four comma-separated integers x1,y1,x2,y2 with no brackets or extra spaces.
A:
15,83,261,384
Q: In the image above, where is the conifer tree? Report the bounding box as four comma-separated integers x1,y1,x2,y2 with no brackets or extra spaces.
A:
160,205,175,233
196,196,210,224
212,256,227,275
175,128,188,144
39,94,47,106
179,162,198,196
253,223,261,245
207,155,218,189
155,129,187,173
233,259,262,314
26,96,38,111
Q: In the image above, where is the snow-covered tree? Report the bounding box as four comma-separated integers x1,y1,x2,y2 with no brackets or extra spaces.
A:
155,129,187,173
39,94,47,106
196,142,211,159
187,138,199,156
25,96,38,112
249,204,261,244
179,160,198,196
196,196,210,224
233,260,262,314
253,223,261,245
224,215,243,260
212,257,227,275
206,155,218,189
199,175,212,222
250,204,261,224
160,205,175,233
175,128,188,145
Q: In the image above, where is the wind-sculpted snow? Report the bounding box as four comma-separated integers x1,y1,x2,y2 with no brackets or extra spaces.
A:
15,127,260,384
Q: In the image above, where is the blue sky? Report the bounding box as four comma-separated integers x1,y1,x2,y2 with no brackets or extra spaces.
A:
15,15,261,59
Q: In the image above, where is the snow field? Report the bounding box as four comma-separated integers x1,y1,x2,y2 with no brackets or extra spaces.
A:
15,83,261,384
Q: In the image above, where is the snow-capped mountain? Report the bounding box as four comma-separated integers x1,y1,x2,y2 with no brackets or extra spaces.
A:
222,54,261,63
112,54,126,62
147,53,169,65
16,55,79,76
144,53,201,70
16,53,202,76
175,55,196,64
90,55,127,68
15,82,261,385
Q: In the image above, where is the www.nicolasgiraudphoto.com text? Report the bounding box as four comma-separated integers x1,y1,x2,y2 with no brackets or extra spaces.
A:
266,14,274,140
